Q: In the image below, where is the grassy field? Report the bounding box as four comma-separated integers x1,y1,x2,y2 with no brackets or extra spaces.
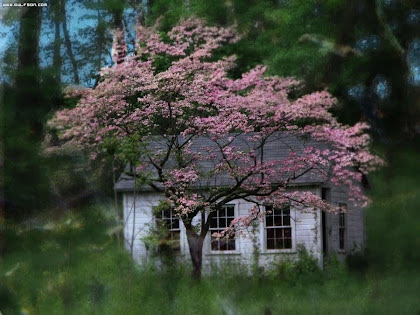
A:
1,148,419,314
1,205,418,314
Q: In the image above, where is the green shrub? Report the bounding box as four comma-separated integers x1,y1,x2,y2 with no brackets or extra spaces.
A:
1,202,419,314
271,245,323,284
294,245,321,276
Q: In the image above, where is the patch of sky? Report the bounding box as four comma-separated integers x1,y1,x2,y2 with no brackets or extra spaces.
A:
407,10,420,25
124,7,137,55
355,35,380,52
347,84,365,102
39,8,54,69
0,22,16,81
407,38,420,86
372,75,391,100
0,23,13,56
69,0,97,38
36,1,100,86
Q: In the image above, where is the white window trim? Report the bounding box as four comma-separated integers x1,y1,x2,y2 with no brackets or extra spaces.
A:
206,203,240,255
155,209,185,255
260,204,296,254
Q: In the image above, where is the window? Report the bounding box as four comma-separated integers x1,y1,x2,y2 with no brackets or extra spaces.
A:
338,203,347,250
209,205,236,251
159,209,181,252
265,205,292,250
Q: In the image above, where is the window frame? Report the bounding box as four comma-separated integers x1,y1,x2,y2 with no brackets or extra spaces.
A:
338,203,347,252
262,204,296,253
157,209,182,253
208,204,239,254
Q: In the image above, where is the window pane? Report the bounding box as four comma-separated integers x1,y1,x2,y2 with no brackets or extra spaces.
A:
339,229,345,249
226,206,234,217
219,239,227,251
267,228,275,239
218,216,225,228
339,213,345,227
162,210,170,219
165,219,171,229
283,214,290,226
211,239,219,251
222,206,228,217
274,228,281,239
275,239,283,249
211,216,218,228
172,219,179,229
210,206,236,251
265,204,292,250
274,215,283,227
227,216,234,226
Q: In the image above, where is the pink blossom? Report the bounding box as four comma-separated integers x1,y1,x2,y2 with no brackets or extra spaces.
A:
46,18,384,238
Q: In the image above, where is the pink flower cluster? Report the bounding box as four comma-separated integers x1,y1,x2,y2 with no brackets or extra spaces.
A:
46,18,384,235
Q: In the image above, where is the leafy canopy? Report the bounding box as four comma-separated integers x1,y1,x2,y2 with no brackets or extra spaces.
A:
47,18,383,233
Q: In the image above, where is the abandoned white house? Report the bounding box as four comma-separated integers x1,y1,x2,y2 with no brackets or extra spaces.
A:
115,133,366,269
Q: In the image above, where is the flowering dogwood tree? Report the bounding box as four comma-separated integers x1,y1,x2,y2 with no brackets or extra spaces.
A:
47,18,383,278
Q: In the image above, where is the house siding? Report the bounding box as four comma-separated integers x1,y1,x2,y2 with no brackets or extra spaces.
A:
122,186,325,271
323,185,365,259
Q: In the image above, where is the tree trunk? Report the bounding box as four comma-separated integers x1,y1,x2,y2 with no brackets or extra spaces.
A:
60,0,80,84
185,229,204,280
16,7,41,117
5,5,43,215
52,0,61,86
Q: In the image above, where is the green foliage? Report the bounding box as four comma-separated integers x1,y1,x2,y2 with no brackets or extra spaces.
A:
147,0,419,141
3,4,419,310
346,251,369,274
271,245,322,284
294,245,321,276
117,134,148,165
365,145,420,271
142,201,179,261
1,202,419,314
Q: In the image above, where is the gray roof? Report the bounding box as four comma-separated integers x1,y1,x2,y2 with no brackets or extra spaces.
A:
115,132,329,192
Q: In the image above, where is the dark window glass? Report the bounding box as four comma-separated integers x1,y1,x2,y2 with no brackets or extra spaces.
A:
265,205,292,250
338,203,347,250
210,205,236,251
227,206,234,217
159,209,181,252
283,214,290,226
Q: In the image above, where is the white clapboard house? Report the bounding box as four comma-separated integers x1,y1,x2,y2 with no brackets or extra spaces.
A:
115,133,366,269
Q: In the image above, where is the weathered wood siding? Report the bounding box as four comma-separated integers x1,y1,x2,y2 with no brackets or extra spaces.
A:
323,185,365,259
122,187,326,270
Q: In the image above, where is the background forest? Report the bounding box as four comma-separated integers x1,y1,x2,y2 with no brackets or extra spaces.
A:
1,0,419,314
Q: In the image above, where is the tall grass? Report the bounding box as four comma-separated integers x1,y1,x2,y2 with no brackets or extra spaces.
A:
1,204,418,314
1,147,419,314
